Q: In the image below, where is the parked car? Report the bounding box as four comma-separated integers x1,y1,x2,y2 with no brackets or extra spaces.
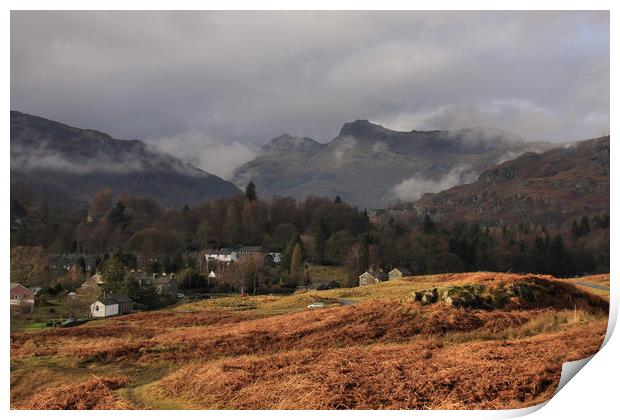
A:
307,302,324,309
61,317,77,326
177,292,186,298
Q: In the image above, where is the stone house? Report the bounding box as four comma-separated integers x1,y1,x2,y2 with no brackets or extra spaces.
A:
388,267,412,280
152,274,178,296
358,266,388,286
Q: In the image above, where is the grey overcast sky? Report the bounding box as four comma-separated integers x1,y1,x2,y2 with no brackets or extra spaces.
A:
11,11,609,178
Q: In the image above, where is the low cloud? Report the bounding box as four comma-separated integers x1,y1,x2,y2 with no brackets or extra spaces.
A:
376,100,598,143
391,165,479,202
147,131,257,180
10,141,208,177
11,148,141,174
372,141,388,153
332,136,357,165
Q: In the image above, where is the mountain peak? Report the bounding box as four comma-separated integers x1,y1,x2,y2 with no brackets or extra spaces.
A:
261,134,323,155
338,120,389,137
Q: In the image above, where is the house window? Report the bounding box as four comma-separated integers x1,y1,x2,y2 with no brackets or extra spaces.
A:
95,305,99,311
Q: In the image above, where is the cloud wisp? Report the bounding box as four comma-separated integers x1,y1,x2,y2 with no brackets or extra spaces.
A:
391,165,479,202
147,132,257,180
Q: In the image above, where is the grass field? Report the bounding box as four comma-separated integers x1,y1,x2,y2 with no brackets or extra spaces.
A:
10,272,609,410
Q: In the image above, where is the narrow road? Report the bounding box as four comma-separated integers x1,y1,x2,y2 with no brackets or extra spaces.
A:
338,299,357,305
574,281,610,291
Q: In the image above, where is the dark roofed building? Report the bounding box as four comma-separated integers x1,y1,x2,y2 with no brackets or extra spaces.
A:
129,270,151,286
389,267,412,280
152,274,178,296
237,246,263,254
107,293,135,313
306,280,341,291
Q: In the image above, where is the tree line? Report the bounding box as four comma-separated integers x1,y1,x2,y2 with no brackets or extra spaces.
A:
11,182,610,294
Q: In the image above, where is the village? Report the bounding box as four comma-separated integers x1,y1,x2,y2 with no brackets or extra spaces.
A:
10,244,415,329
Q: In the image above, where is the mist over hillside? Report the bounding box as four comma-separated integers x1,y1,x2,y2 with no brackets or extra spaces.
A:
10,111,241,208
233,120,552,209
412,136,610,227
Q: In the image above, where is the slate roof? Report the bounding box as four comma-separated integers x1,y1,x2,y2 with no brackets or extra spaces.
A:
391,267,412,276
107,293,132,303
100,298,119,306
304,280,340,291
366,270,388,281
238,246,263,253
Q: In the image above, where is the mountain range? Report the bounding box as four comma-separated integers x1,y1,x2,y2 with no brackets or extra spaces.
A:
10,111,241,208
232,120,552,209
12,111,607,227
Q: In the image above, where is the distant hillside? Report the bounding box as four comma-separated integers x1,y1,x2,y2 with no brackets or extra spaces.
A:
413,136,610,227
10,111,241,208
233,120,551,209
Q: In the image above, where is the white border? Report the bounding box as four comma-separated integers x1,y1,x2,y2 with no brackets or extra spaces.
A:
3,2,616,419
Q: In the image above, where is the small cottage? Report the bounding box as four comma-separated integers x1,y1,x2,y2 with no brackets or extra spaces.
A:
389,267,412,280
90,298,120,318
90,293,134,318
358,266,388,286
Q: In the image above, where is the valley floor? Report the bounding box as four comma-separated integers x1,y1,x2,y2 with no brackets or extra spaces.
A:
10,272,609,410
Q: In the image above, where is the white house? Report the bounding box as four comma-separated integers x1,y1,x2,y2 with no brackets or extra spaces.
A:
90,298,119,318
205,248,235,263
268,252,283,264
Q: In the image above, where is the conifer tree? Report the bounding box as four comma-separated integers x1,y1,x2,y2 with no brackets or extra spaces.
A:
101,252,125,294
245,181,257,201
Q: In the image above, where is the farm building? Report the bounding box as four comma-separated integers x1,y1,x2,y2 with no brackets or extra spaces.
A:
389,267,412,280
90,294,134,318
359,266,388,286
90,298,120,318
